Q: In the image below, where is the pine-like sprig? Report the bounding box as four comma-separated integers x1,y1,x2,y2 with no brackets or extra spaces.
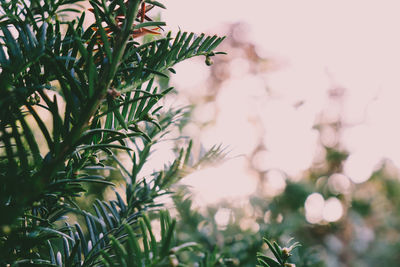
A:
0,0,225,265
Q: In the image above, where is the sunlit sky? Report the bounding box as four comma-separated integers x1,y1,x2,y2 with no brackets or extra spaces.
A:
152,1,400,206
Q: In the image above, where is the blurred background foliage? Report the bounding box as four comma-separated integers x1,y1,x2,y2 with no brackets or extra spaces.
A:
159,23,400,267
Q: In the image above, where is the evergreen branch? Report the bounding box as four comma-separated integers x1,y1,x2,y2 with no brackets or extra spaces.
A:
0,0,226,265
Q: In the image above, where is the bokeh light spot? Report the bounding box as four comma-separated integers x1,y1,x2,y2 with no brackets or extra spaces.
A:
263,169,287,197
305,193,325,224
328,173,351,194
323,197,343,222
215,208,233,229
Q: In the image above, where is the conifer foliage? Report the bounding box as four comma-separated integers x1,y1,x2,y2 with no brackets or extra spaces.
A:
0,0,225,265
